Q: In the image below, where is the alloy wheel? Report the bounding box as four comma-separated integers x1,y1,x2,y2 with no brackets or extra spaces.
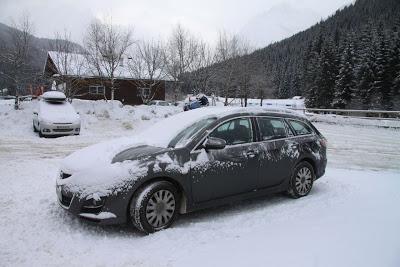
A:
145,189,176,229
295,167,313,196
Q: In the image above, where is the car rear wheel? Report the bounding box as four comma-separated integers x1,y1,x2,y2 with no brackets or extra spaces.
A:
38,125,44,138
130,181,179,234
287,161,315,199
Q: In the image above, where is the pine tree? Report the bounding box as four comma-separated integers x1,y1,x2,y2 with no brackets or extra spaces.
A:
354,23,375,108
304,39,323,107
373,24,393,109
314,38,337,108
389,24,400,107
333,39,355,108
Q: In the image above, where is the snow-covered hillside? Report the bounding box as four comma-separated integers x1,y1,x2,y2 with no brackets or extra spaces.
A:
239,3,322,47
1,99,399,267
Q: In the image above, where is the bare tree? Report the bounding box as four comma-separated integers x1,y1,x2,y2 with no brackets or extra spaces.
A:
127,40,167,104
236,39,253,107
214,31,248,106
48,30,87,100
0,13,34,109
84,18,134,100
164,24,199,102
189,40,216,95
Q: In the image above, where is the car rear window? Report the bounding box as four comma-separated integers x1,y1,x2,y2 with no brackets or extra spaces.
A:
257,117,287,141
288,120,313,136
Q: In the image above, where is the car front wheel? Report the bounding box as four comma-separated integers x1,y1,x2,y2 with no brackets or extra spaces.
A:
130,181,179,234
287,161,315,198
38,124,44,137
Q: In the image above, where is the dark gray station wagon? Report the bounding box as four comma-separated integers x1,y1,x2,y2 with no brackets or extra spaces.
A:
57,108,327,234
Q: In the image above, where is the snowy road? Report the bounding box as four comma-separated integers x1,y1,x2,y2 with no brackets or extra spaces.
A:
1,101,400,267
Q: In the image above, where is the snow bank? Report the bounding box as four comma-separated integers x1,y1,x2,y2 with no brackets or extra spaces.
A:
0,99,181,138
308,113,400,128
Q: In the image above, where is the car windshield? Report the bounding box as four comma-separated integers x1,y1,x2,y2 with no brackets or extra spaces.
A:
168,117,217,148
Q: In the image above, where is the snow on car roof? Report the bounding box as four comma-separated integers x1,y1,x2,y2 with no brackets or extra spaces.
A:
139,106,305,147
41,91,66,100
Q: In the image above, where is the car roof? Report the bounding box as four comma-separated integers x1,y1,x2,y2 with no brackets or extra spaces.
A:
41,91,66,101
197,107,307,121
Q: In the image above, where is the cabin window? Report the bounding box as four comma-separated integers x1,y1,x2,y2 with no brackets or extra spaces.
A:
89,85,105,95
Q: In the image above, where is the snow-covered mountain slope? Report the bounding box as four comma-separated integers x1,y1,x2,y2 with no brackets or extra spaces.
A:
239,3,322,47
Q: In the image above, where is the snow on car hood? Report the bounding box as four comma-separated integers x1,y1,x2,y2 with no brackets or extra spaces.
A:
39,100,80,123
60,107,233,173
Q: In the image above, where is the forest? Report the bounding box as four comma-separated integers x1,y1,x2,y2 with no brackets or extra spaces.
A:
207,0,400,109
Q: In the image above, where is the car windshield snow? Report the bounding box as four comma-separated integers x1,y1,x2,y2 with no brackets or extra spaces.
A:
169,117,217,148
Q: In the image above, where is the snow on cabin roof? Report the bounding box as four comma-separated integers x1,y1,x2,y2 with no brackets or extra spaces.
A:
47,51,173,81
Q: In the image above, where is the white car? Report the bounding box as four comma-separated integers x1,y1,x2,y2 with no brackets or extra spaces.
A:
33,91,81,137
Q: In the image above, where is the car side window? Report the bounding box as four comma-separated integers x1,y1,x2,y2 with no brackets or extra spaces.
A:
257,117,287,141
288,120,313,135
209,118,253,145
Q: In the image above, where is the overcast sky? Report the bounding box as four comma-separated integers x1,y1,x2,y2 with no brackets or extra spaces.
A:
0,0,354,44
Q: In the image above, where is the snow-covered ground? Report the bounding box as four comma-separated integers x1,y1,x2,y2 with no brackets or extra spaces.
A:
0,100,399,267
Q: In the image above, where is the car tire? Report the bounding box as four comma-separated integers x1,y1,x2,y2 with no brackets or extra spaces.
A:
38,126,44,138
130,181,179,234
287,161,315,199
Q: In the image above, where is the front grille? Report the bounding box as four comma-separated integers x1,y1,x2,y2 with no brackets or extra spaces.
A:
81,206,103,214
53,128,73,132
60,193,72,207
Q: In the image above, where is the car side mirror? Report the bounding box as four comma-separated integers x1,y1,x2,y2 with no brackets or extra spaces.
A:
203,137,226,150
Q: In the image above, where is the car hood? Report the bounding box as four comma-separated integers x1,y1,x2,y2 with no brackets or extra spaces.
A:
39,100,80,123
58,138,171,197
60,137,167,174
40,111,79,123
111,145,168,164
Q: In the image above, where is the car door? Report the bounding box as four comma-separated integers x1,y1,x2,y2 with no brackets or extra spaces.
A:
256,117,295,188
190,117,260,203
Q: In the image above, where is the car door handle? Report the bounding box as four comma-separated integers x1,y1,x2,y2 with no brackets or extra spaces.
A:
246,150,259,158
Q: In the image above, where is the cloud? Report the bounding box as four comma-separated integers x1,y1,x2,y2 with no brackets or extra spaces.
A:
0,0,354,44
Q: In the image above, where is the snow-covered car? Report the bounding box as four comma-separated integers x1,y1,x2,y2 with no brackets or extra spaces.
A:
57,107,327,233
183,94,209,111
33,91,81,137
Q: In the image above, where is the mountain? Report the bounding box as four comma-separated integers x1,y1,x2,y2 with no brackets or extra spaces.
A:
239,3,322,48
198,0,400,110
0,22,83,92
